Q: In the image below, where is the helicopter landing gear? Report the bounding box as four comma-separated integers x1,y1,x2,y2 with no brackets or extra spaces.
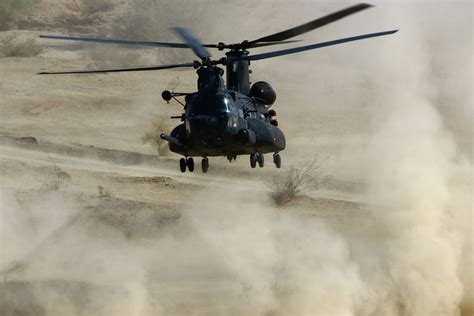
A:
202,157,209,173
187,157,195,172
250,153,257,168
273,153,281,168
250,153,264,168
257,153,264,168
179,158,187,173
179,157,194,173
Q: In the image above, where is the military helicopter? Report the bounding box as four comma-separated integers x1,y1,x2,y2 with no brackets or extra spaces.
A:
39,3,397,173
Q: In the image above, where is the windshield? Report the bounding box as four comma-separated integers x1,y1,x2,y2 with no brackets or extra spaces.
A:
187,93,232,116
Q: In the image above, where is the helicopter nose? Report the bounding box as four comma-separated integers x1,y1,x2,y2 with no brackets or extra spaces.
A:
188,114,229,140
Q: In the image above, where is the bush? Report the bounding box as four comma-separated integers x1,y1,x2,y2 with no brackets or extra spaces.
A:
0,0,38,31
142,117,172,156
267,158,322,205
39,157,71,191
97,185,113,199
0,34,42,57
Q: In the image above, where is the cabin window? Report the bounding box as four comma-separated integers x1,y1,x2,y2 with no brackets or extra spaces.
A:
187,94,230,115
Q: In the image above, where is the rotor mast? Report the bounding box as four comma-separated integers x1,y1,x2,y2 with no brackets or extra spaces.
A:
225,50,251,95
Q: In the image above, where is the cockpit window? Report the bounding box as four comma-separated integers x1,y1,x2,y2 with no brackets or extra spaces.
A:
187,93,232,115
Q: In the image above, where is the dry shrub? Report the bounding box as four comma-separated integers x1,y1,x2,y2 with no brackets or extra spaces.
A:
97,185,113,199
0,0,39,30
142,117,172,156
39,157,71,191
267,158,322,205
0,34,42,57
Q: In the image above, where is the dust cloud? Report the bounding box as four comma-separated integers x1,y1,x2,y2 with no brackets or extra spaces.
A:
1,171,470,315
0,187,383,315
1,0,473,315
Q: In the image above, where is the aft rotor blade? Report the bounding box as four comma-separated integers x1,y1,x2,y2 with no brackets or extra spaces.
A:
247,3,373,46
244,30,398,61
172,27,211,60
38,62,197,75
40,35,193,48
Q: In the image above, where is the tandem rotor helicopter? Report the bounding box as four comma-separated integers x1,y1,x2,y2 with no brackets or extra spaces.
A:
39,3,397,173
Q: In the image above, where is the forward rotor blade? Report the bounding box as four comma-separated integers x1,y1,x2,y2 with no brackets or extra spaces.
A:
38,62,197,75
243,40,301,48
247,3,373,46
40,35,192,48
172,27,211,60
244,30,398,61
40,35,299,50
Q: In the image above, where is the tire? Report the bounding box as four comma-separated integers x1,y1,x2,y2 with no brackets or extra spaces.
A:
273,154,281,168
257,153,264,168
187,157,195,172
179,158,186,173
250,154,257,168
202,158,209,173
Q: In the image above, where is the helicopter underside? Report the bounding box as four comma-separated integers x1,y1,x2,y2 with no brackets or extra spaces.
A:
167,122,285,158
169,142,281,157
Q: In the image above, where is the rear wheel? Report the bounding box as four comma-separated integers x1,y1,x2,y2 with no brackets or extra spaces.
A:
273,153,281,168
179,158,186,173
187,157,195,172
202,158,209,173
250,154,257,168
257,153,264,168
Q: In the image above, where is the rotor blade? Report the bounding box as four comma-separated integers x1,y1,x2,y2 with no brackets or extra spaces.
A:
245,40,301,48
38,62,197,75
247,3,373,46
244,30,398,61
172,27,211,60
40,35,193,48
40,35,300,50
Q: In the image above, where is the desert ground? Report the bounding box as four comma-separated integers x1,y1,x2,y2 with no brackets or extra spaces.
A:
0,1,472,316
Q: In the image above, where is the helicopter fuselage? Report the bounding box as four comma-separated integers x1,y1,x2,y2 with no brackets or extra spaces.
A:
162,65,285,159
167,88,285,157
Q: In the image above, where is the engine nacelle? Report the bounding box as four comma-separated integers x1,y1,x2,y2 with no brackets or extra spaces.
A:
250,81,276,105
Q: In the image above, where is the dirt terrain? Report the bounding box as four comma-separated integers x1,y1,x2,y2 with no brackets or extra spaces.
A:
0,1,472,316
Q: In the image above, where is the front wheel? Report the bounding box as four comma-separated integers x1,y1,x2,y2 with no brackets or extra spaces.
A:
187,157,195,172
179,158,186,173
202,158,209,173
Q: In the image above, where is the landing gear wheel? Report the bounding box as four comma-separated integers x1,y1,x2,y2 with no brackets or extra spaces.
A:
202,158,209,173
179,158,186,173
250,153,257,168
273,153,281,168
187,157,194,172
257,153,264,168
